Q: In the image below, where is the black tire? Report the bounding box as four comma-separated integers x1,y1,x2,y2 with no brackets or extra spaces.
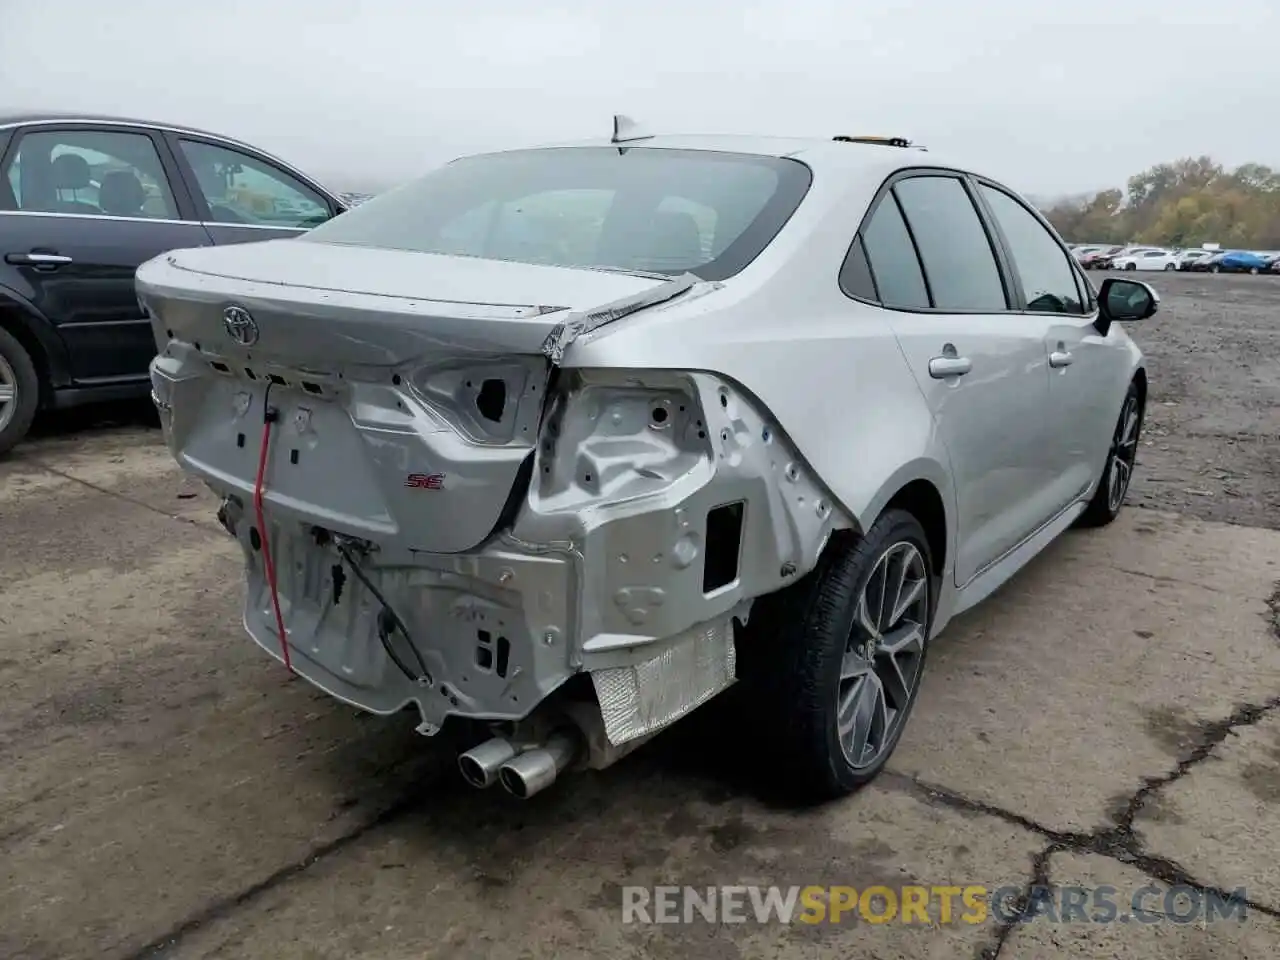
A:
1125,263,1137,271
1077,380,1144,528
738,509,935,802
1211,265,1221,273
0,326,39,457
1163,263,1175,271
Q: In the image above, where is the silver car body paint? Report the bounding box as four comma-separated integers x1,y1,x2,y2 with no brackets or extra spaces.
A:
138,133,1144,752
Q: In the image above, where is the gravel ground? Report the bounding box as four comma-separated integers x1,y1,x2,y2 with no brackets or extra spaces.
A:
1,272,1278,960
1125,272,1280,529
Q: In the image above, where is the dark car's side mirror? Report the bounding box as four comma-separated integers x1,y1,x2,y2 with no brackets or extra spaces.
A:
1095,276,1158,335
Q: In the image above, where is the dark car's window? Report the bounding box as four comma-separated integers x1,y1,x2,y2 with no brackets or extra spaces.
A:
859,194,930,309
893,176,1008,311
1,129,177,219
978,184,1086,315
300,147,813,281
178,139,332,229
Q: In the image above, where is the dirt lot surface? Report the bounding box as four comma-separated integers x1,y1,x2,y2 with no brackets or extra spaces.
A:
1128,272,1280,528
1,273,1278,960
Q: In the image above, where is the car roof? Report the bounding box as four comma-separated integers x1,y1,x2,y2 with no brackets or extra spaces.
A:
0,109,339,198
485,132,956,176
0,110,254,144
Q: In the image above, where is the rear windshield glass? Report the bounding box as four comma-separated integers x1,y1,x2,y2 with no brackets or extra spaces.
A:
301,147,812,281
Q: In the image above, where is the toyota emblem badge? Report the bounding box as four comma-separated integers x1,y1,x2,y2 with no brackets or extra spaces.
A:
222,305,259,346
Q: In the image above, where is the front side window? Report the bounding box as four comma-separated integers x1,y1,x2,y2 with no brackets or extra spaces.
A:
1,128,177,219
978,184,1086,315
892,176,1008,311
301,147,812,281
179,139,331,229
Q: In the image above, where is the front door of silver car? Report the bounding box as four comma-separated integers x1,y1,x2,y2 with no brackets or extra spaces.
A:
850,172,1056,586
973,181,1137,513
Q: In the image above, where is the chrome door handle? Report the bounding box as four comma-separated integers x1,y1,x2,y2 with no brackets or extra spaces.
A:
5,252,73,266
928,355,972,378
1049,350,1074,368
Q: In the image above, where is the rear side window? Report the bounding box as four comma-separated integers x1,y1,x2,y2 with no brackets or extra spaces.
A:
892,176,1008,311
839,235,877,300
978,184,1087,315
302,147,812,281
2,128,178,219
860,195,930,309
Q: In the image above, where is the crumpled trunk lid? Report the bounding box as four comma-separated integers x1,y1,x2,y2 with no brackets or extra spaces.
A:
138,239,672,553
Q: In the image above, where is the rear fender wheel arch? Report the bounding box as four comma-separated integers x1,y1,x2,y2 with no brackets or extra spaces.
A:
738,508,938,801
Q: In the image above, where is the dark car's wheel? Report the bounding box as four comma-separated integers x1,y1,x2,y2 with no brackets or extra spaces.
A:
1164,263,1175,271
739,509,934,802
1077,380,1144,528
0,326,39,457
1211,264,1221,273
1125,263,1137,271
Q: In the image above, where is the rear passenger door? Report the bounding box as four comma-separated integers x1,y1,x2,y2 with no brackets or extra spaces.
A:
165,135,339,245
0,123,210,383
842,171,1057,587
974,180,1122,513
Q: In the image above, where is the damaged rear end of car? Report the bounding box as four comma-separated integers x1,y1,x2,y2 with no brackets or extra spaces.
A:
138,141,845,798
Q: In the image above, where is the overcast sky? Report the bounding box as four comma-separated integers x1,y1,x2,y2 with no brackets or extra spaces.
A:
2,0,1276,198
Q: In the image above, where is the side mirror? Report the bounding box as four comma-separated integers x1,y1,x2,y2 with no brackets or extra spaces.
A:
1096,277,1158,335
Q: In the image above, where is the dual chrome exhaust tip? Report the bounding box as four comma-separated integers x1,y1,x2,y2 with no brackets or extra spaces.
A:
458,732,578,799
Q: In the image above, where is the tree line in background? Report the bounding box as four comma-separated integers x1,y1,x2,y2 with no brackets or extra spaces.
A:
1039,157,1280,249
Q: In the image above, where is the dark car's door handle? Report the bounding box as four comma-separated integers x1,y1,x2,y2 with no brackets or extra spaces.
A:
6,251,74,267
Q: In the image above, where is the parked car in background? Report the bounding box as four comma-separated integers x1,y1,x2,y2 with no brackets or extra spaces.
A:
1176,249,1214,271
1211,251,1270,274
1081,245,1125,269
1072,244,1107,262
1112,248,1177,272
140,129,1156,802
1190,252,1226,272
1265,254,1280,274
1094,246,1155,270
0,112,347,455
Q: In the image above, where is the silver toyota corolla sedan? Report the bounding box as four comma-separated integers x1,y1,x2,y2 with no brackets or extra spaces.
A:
137,123,1156,803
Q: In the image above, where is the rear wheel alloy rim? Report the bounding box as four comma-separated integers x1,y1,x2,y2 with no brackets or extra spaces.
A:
837,541,929,770
1108,394,1141,512
0,354,16,434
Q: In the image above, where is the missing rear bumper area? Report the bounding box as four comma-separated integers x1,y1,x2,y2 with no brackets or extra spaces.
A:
217,370,848,749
